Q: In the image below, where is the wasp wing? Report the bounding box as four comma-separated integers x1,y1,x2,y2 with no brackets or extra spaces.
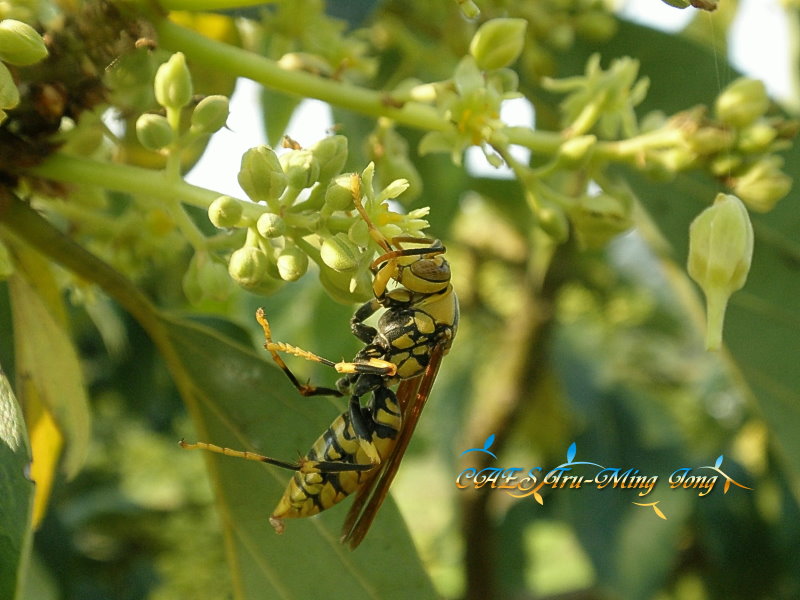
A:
340,343,446,549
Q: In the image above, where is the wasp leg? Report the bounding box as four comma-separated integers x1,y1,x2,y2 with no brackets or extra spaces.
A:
351,298,381,343
346,394,382,465
257,307,398,397
256,307,344,397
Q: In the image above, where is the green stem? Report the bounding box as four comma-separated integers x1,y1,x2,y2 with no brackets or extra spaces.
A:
25,154,226,209
153,18,451,133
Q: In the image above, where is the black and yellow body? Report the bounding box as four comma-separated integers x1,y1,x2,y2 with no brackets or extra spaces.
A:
269,386,400,527
181,174,458,548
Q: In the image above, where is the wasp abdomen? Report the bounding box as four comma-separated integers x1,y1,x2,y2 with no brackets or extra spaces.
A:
270,389,400,524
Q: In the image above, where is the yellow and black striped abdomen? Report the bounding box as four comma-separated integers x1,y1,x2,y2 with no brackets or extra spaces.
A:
270,393,401,521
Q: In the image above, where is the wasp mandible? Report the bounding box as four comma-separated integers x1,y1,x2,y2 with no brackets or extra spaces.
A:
181,174,458,548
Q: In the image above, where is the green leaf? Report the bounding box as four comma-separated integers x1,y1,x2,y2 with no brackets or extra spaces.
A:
158,313,438,599
8,266,91,481
262,88,301,148
0,363,34,600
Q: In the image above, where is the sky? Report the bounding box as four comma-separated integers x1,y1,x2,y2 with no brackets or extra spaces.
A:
184,0,793,197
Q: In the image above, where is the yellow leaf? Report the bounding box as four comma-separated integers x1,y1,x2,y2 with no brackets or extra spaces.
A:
24,382,64,528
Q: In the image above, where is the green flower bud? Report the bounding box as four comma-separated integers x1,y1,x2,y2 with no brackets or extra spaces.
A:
318,264,372,304
183,251,230,304
228,246,269,288
154,52,193,111
686,126,734,156
574,11,618,42
135,113,174,151
569,192,633,248
688,193,753,350
732,157,792,212
348,218,371,248
709,153,742,177
310,135,348,182
485,68,519,95
0,61,20,111
208,196,244,229
238,146,287,202
198,257,232,301
469,18,528,71
256,212,286,238
737,122,776,154
191,95,230,134
457,0,481,19
276,246,308,282
659,0,690,7
321,233,361,272
0,19,48,66
145,207,175,236
715,78,769,129
279,149,320,190
325,173,356,212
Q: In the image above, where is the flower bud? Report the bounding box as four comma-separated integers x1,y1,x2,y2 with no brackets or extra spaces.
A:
276,246,308,282
485,68,519,95
569,192,632,248
574,11,617,42
228,246,269,288
208,195,244,229
310,135,348,182
686,126,734,156
238,146,287,202
321,233,360,272
659,0,690,7
732,157,792,212
535,196,569,243
183,251,230,303
191,95,230,134
319,264,372,304
469,18,527,71
279,149,320,190
135,113,174,151
0,19,48,66
348,218,371,247
715,78,769,129
0,62,20,112
154,52,193,111
737,122,776,154
457,0,480,19
256,212,286,238
325,174,356,211
688,193,753,350
709,153,742,177
146,207,175,236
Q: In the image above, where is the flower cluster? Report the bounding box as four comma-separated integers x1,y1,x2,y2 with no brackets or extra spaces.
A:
643,77,794,212
543,53,650,140
418,18,527,165
198,146,431,304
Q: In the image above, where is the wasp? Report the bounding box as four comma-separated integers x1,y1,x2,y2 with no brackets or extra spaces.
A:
181,174,458,548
